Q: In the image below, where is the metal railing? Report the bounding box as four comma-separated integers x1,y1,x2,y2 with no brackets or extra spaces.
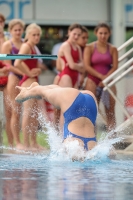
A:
103,37,133,123
103,36,133,86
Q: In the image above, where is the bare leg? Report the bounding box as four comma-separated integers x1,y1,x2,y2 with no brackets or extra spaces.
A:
58,75,73,88
85,78,97,96
6,74,24,150
87,141,97,150
53,108,60,130
59,111,64,134
15,82,42,103
57,75,73,131
16,82,62,104
105,86,116,132
19,80,45,151
3,87,13,147
53,75,60,85
22,98,45,151
22,99,35,149
53,75,74,128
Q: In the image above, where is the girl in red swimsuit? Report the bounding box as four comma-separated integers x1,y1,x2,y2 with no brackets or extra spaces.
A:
53,24,84,130
14,23,43,151
84,23,118,131
57,24,84,88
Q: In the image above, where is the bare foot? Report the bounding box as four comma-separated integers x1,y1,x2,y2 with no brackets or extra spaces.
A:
15,82,41,103
16,143,26,150
30,144,47,152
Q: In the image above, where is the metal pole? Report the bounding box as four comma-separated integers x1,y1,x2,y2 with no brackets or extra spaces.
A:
110,0,126,126
103,57,133,84
32,0,36,20
104,65,133,90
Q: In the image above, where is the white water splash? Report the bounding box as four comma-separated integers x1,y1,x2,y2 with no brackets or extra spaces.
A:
38,111,62,153
38,110,123,162
86,137,122,161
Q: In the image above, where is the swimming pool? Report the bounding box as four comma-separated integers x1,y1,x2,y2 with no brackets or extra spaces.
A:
0,152,133,200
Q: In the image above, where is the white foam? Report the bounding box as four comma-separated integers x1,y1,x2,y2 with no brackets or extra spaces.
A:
38,111,123,162
3,97,123,161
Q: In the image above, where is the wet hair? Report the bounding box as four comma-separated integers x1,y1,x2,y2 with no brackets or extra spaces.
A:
68,23,82,32
81,26,88,33
25,23,42,41
0,13,5,22
94,23,111,33
8,19,25,31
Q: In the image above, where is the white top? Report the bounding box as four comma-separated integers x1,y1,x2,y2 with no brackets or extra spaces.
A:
51,42,62,55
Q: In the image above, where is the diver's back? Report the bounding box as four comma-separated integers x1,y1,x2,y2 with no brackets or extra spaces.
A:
63,92,97,138
68,117,95,137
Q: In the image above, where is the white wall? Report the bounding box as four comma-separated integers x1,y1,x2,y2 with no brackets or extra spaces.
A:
0,0,109,25
35,0,109,25
0,0,133,26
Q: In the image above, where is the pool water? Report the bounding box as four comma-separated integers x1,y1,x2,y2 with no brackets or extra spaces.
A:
0,152,133,200
1,111,133,200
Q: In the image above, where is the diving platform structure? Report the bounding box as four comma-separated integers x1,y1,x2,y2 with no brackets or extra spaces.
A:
103,37,133,153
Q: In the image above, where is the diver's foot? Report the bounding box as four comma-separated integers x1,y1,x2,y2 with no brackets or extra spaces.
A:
15,87,31,103
27,82,39,90
15,83,41,103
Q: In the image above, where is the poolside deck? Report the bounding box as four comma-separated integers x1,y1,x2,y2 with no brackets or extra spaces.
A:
113,116,133,153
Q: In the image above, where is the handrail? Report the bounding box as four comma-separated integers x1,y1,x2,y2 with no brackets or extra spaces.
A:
103,86,131,119
104,65,133,91
103,37,133,85
101,36,133,133
117,36,133,52
103,57,133,84
118,48,133,62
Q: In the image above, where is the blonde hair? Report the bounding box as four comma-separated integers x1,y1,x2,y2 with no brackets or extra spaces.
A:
25,23,42,41
8,19,25,31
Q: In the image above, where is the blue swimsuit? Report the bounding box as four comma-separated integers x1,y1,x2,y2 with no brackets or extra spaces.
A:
63,93,97,150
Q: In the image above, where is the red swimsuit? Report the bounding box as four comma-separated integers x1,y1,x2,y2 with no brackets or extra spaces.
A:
59,43,80,87
0,61,9,87
19,43,38,86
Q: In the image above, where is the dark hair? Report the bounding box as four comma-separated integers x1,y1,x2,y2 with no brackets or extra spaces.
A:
94,23,111,33
81,26,88,33
0,13,5,22
68,23,82,32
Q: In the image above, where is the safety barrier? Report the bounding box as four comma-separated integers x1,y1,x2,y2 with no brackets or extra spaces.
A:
102,37,133,153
